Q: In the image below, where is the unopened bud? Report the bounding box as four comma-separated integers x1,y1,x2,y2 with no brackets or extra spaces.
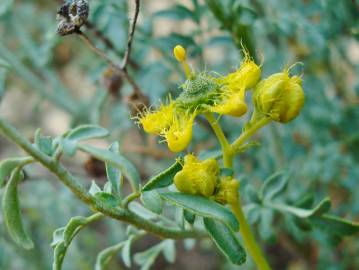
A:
253,72,304,123
173,45,186,62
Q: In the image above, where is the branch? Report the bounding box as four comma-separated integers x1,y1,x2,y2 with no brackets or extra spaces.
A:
84,21,139,70
76,30,147,106
0,117,203,239
121,0,140,70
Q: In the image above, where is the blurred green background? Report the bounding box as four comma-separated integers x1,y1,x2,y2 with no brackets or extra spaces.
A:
0,0,358,269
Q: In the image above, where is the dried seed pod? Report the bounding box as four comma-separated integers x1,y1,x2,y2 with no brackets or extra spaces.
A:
69,0,89,27
56,21,76,36
56,0,89,36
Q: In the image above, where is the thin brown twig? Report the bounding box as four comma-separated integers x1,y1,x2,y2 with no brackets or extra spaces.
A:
121,0,140,70
84,21,139,70
76,30,147,104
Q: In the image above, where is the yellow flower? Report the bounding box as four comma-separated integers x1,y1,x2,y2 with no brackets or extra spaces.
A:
174,154,219,197
164,113,195,152
209,50,260,118
210,89,248,117
218,50,261,92
138,102,175,135
253,70,304,123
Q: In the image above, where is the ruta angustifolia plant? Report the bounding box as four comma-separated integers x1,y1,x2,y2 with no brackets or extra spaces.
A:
1,2,359,270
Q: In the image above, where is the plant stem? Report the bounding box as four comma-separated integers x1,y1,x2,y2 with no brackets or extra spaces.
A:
122,191,141,208
231,201,271,270
231,117,271,152
77,30,147,105
204,113,233,168
220,116,272,269
121,0,140,70
0,117,203,240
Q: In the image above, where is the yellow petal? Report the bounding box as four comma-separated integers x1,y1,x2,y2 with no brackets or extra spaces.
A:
211,91,248,117
165,114,194,152
139,102,175,135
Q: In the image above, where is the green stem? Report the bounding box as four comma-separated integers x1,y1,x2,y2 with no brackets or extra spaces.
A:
204,113,233,168
87,212,104,223
0,117,203,240
231,201,271,270
224,116,272,269
122,191,141,208
231,117,271,153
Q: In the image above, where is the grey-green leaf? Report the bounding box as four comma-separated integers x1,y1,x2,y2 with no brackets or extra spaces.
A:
2,168,33,249
142,159,183,191
67,125,109,142
61,138,77,157
63,216,89,245
260,171,289,201
160,192,239,230
89,180,102,195
51,213,102,270
154,5,195,21
53,241,67,270
204,218,246,265
78,144,140,191
105,142,122,196
310,214,359,237
0,157,32,188
51,227,65,247
134,243,163,270
121,238,133,267
141,190,163,214
183,209,196,224
95,241,126,270
162,240,176,263
266,197,331,218
34,129,54,156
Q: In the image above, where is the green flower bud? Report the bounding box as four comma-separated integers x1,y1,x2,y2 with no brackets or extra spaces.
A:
253,72,304,123
214,177,239,205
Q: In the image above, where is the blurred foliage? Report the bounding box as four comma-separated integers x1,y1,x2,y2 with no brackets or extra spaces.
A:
0,0,359,269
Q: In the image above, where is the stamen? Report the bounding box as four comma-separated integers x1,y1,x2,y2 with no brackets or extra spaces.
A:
173,45,191,79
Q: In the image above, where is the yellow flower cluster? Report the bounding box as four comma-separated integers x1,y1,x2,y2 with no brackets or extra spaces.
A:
136,45,304,153
174,154,219,197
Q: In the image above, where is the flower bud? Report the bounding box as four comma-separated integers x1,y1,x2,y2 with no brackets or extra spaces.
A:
173,45,186,62
214,177,239,205
253,72,304,123
174,154,219,197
